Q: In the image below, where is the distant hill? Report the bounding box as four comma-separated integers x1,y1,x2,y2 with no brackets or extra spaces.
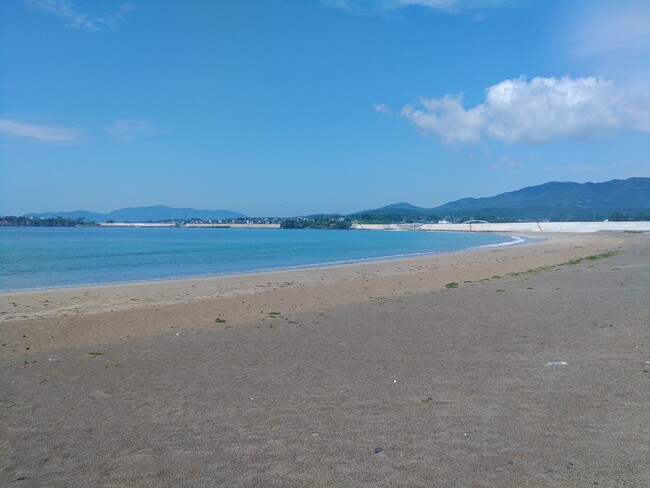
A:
18,177,650,224
26,205,247,223
351,177,650,222
352,202,439,222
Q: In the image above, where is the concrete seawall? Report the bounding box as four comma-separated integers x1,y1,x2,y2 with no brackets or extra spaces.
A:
351,222,650,233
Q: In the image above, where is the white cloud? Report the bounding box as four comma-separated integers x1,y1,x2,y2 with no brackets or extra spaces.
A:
104,119,156,140
402,95,485,144
323,0,520,14
0,118,83,143
401,76,650,145
373,102,392,115
24,0,134,32
389,0,517,13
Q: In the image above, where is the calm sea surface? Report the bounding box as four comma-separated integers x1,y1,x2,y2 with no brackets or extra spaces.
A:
0,227,515,291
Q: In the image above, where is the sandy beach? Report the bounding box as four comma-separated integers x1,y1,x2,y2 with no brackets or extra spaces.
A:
1,232,649,486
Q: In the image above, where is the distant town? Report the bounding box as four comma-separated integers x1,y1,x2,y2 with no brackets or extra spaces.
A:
0,215,352,229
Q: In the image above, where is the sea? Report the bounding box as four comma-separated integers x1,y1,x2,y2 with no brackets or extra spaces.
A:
0,227,518,292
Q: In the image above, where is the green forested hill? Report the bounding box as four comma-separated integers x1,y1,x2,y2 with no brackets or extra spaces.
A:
351,178,650,222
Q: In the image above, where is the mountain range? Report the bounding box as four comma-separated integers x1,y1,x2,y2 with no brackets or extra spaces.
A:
26,205,247,223
22,177,650,223
351,177,650,222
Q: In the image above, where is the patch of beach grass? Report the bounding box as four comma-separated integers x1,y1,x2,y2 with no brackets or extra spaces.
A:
560,251,620,267
586,250,619,260
503,251,621,279
445,282,459,289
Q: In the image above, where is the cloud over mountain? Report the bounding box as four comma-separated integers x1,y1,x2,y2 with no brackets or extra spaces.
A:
401,76,650,145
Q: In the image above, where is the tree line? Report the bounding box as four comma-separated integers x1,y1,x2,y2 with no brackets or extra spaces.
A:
0,216,97,227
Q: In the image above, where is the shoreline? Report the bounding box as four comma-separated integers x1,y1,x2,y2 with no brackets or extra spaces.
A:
0,232,628,352
0,232,527,295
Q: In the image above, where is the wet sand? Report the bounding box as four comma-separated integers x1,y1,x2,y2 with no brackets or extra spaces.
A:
1,232,649,486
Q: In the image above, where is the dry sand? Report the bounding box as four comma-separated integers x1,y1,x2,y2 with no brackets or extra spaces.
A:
1,232,649,486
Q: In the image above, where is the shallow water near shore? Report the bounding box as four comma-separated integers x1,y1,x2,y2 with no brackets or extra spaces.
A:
0,227,513,291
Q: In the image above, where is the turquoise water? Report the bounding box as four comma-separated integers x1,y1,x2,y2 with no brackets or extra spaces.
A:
0,227,514,291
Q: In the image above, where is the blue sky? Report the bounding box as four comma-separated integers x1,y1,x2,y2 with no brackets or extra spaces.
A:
1,0,649,217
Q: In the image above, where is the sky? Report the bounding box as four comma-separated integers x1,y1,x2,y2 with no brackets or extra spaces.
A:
1,0,649,217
